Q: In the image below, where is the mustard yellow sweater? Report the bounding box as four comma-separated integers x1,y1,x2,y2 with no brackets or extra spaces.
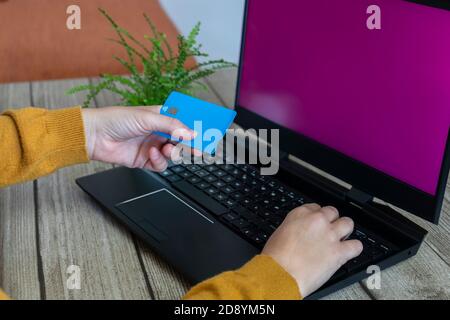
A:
0,106,301,300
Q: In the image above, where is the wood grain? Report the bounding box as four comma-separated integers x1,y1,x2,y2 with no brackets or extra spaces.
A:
322,284,371,300
31,79,151,299
0,82,41,299
362,242,450,299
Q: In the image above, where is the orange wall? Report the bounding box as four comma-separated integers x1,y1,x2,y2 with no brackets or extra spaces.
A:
0,0,194,83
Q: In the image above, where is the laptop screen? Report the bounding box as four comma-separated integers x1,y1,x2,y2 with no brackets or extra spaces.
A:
237,0,450,196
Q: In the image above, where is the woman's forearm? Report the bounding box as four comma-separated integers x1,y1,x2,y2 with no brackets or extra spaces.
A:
183,255,301,300
0,107,89,188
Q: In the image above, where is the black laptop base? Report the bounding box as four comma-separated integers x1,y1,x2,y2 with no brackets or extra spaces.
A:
76,158,427,299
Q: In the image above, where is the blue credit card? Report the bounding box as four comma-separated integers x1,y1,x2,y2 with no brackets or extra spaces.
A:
154,91,237,155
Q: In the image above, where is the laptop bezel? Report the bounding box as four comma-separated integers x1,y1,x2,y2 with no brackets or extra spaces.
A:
233,0,450,224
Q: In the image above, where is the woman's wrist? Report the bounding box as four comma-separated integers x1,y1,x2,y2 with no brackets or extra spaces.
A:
81,108,97,160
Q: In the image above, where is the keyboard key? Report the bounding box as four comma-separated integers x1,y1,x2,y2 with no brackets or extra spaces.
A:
171,165,185,174
259,222,276,234
368,246,386,260
229,168,241,176
172,180,228,216
214,170,227,177
232,219,250,230
195,182,210,190
223,212,239,222
204,175,217,183
231,181,244,189
188,176,201,184
160,169,173,177
222,175,235,183
258,232,269,242
242,213,260,224
223,164,236,172
180,171,193,178
241,228,255,238
205,165,218,172
213,180,226,188
355,230,367,239
268,216,283,226
250,234,264,244
186,165,201,172
231,192,244,200
225,199,236,207
258,210,273,218
205,187,218,195
167,175,182,183
223,186,235,194
366,237,377,246
195,170,209,178
214,193,228,202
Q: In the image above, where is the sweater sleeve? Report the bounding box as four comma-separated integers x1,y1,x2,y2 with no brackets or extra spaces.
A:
0,107,89,188
183,255,302,300
0,289,9,300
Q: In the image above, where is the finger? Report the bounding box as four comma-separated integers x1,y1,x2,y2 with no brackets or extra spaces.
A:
137,110,195,141
134,105,162,113
300,203,321,212
332,217,355,240
161,143,176,160
148,147,168,172
321,206,339,222
339,240,364,262
286,203,321,220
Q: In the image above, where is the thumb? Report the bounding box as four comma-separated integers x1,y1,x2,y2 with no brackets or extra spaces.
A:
137,110,195,141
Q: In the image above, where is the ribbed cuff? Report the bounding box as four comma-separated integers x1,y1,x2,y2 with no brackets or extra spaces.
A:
238,255,302,300
45,106,89,166
0,289,10,300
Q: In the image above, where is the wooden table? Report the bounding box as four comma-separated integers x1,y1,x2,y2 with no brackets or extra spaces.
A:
1,69,449,300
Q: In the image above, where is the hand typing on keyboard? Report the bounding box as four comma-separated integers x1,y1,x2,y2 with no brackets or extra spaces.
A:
262,203,363,298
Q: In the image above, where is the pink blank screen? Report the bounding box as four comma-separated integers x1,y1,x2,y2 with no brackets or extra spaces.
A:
238,0,450,195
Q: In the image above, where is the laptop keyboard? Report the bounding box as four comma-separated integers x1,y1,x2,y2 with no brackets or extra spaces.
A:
159,163,392,277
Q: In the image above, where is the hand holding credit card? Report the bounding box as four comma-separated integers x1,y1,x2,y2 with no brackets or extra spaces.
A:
154,92,237,155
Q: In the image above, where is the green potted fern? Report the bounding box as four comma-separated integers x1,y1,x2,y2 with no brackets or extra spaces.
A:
67,8,236,107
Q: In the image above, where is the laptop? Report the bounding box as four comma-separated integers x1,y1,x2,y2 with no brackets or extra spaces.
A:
76,0,450,299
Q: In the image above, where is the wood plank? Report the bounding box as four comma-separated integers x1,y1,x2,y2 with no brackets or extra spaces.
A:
362,242,450,299
31,78,151,299
0,82,41,299
322,284,371,300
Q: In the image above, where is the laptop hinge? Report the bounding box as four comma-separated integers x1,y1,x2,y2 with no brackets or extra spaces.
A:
346,187,374,207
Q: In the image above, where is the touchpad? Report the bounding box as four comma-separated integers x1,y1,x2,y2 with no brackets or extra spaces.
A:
115,189,213,242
